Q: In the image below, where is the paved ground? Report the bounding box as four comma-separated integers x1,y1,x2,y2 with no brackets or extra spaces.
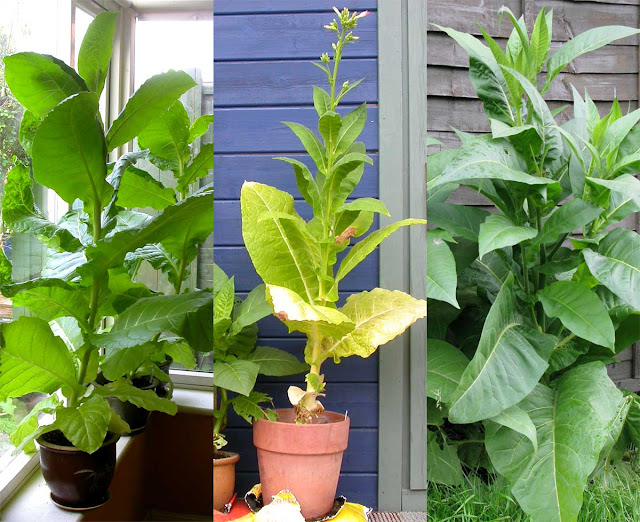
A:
370,513,426,522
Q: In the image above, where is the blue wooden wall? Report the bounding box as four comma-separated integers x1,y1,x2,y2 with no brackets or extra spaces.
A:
214,1,379,509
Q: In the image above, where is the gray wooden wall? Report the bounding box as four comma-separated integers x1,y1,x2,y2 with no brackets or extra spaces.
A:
427,0,640,389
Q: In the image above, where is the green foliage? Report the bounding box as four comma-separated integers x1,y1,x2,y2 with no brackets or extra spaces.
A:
0,13,212,454
428,9,640,521
240,8,426,421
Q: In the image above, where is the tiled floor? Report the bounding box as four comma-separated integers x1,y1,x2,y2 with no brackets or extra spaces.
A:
370,513,427,522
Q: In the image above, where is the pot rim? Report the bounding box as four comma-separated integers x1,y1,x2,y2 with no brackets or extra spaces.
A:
213,450,240,466
37,430,120,454
254,408,350,427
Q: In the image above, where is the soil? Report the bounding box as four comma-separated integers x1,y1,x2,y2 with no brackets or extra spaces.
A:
213,450,235,460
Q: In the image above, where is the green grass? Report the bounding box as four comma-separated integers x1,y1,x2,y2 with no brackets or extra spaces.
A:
427,473,640,521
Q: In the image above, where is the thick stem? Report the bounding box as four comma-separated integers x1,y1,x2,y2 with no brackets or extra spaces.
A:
175,255,188,294
306,325,322,394
214,388,229,436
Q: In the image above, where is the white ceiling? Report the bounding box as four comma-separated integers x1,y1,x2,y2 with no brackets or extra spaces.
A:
119,0,212,10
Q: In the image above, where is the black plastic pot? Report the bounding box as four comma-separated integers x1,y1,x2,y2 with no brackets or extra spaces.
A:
155,356,173,397
106,378,159,435
38,430,119,511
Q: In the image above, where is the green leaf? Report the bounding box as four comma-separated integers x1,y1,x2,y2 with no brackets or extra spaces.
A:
583,228,640,312
106,70,196,152
10,395,61,454
535,198,602,245
177,144,213,193
56,395,111,454
3,52,87,117
246,346,308,376
93,291,213,349
2,164,82,252
448,275,551,424
427,431,464,486
485,363,624,522
587,174,640,205
101,344,150,381
125,244,179,285
538,281,615,348
426,230,459,308
213,360,260,396
283,122,326,173
601,109,640,157
615,314,640,353
478,214,537,258
312,86,332,116
328,146,373,212
0,317,82,400
19,110,40,157
427,398,446,426
545,26,640,92
116,165,177,211
181,299,213,353
229,284,272,336
241,182,320,302
428,136,558,190
334,104,367,157
138,100,191,174
321,289,426,362
164,341,197,370
188,114,213,143
530,7,550,73
337,198,390,217
265,284,354,341
214,276,235,321
32,92,111,208
274,157,322,216
489,404,538,452
94,378,178,415
231,391,273,424
77,12,118,96
335,218,426,284
318,111,342,148
426,339,469,403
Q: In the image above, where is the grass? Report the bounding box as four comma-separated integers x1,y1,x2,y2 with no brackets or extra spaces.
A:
427,472,640,521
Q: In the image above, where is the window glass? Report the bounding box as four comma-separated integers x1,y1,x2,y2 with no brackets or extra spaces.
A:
0,0,72,472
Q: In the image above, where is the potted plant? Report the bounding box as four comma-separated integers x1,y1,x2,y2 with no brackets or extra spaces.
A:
212,264,308,511
0,11,213,510
239,8,426,519
426,8,640,521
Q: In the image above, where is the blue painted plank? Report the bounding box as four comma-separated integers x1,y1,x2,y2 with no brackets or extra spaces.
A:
252,338,378,383
213,246,378,292
213,153,378,201
214,59,378,107
226,428,378,473
214,106,379,153
226,383,378,428
215,1,376,15
214,13,378,61
214,200,380,246
235,472,378,510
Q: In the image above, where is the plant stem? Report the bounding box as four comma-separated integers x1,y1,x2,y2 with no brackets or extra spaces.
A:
214,388,229,436
547,233,569,262
554,333,576,350
175,255,187,294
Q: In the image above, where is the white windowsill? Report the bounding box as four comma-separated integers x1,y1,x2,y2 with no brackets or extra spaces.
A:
0,387,212,519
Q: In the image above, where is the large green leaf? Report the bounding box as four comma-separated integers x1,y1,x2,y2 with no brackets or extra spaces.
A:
2,164,82,252
535,198,602,245
93,291,213,348
81,188,212,277
246,346,308,377
116,165,177,211
94,378,178,414
426,339,469,403
335,218,426,284
485,363,624,522
32,92,111,209
283,122,326,173
489,405,538,452
538,281,615,348
231,391,274,424
274,157,322,216
178,143,213,193
106,70,196,152
426,230,459,308
615,313,640,353
587,174,640,204
3,52,87,117
188,114,213,143
77,12,118,96
56,395,111,454
125,244,179,285
583,228,640,312
426,431,464,486
213,360,260,396
241,182,320,302
448,275,551,424
101,344,150,381
0,317,82,400
320,289,426,362
427,136,558,190
10,395,61,454
229,284,273,336
181,299,213,353
426,203,489,241
327,145,373,212
478,214,537,258
545,26,640,92
334,104,367,157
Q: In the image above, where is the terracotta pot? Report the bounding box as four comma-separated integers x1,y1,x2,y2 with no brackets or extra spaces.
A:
213,451,240,511
106,378,159,435
253,409,350,520
38,430,119,511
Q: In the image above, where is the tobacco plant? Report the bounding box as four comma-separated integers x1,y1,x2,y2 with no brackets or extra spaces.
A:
0,12,213,454
240,8,426,423
427,7,640,522
213,265,307,450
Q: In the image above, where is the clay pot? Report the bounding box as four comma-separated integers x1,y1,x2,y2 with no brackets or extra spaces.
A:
213,451,240,512
38,430,119,511
253,409,350,520
106,378,159,435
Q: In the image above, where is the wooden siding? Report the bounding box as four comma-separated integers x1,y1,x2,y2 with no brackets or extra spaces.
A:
427,0,640,388
214,1,380,508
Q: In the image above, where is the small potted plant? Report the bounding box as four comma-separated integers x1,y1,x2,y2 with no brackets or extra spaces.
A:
240,8,426,519
213,264,308,511
0,12,213,510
